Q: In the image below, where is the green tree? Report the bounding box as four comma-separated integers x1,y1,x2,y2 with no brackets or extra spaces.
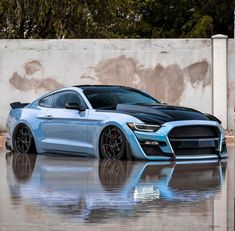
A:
139,0,234,38
0,0,142,38
0,0,234,38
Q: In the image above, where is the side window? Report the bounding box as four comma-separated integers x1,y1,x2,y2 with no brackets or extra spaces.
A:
53,91,87,109
39,95,54,108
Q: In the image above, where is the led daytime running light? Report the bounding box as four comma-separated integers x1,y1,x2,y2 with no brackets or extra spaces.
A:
127,123,160,132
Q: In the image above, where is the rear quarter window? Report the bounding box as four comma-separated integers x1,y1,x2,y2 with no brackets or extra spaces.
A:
39,94,54,108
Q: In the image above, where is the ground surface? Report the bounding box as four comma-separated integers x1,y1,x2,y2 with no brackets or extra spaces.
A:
0,133,234,231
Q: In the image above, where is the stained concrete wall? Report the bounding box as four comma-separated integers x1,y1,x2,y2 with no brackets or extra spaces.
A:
0,38,231,130
228,39,235,129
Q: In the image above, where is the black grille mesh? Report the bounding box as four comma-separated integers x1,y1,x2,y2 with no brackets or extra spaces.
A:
168,126,218,139
168,126,220,155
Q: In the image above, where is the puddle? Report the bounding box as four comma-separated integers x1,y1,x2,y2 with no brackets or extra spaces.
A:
0,147,234,231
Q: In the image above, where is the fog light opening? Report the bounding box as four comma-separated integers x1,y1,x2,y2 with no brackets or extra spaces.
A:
144,141,159,145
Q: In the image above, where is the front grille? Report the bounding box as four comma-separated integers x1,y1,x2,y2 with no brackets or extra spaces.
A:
168,125,220,156
168,126,218,139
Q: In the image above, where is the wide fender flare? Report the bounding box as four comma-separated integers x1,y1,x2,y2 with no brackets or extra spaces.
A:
96,120,138,156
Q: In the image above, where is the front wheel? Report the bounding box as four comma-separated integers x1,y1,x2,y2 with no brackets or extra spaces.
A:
100,126,128,160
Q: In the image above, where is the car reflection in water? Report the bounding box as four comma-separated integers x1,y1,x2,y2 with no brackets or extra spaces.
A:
6,152,227,223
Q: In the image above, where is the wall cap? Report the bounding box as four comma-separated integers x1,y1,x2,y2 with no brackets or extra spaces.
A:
211,34,228,39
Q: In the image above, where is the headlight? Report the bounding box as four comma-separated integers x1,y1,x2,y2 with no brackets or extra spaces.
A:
127,122,160,132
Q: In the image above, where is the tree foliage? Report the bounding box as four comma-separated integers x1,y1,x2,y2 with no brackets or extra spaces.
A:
0,0,234,38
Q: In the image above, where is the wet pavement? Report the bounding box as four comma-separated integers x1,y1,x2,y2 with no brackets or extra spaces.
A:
0,138,234,231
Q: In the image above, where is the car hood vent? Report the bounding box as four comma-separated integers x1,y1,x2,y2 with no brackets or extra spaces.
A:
116,104,209,125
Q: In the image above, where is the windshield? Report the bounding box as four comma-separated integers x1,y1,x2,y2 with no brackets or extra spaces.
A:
83,87,160,109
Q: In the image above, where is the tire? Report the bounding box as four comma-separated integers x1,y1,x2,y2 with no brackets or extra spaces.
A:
100,126,129,160
13,124,35,154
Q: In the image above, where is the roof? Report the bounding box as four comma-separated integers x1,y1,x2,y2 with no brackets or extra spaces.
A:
75,84,125,88
74,85,134,91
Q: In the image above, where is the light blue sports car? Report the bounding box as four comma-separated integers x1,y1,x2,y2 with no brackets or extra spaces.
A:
6,85,227,160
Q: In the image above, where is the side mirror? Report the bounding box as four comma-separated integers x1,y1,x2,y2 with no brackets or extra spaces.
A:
65,103,86,111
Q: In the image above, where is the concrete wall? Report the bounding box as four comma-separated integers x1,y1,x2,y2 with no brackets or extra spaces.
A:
228,39,235,129
0,38,232,130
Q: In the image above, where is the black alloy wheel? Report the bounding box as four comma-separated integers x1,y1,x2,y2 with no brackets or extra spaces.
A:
13,124,34,153
100,126,127,160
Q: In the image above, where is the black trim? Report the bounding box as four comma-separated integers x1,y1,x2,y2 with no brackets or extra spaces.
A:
173,148,217,155
204,113,221,124
139,142,170,157
10,102,29,109
75,84,134,89
168,126,219,139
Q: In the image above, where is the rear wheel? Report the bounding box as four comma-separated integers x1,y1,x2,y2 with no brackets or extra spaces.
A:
100,126,128,160
13,124,35,153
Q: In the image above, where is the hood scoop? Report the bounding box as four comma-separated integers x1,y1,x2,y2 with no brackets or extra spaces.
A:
116,103,209,123
116,104,173,120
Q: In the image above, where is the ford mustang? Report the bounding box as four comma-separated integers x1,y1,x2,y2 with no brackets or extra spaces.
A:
5,85,227,160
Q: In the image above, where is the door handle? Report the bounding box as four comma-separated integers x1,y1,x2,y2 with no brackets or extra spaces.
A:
45,115,53,119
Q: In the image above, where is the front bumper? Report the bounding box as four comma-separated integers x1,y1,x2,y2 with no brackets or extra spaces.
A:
128,120,227,161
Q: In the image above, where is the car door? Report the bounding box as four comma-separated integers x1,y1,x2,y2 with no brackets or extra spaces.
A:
39,90,91,155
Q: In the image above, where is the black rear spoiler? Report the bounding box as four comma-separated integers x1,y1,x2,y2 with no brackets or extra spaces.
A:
10,102,29,109
204,113,222,124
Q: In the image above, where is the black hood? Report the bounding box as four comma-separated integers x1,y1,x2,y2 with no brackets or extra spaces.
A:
116,104,209,125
